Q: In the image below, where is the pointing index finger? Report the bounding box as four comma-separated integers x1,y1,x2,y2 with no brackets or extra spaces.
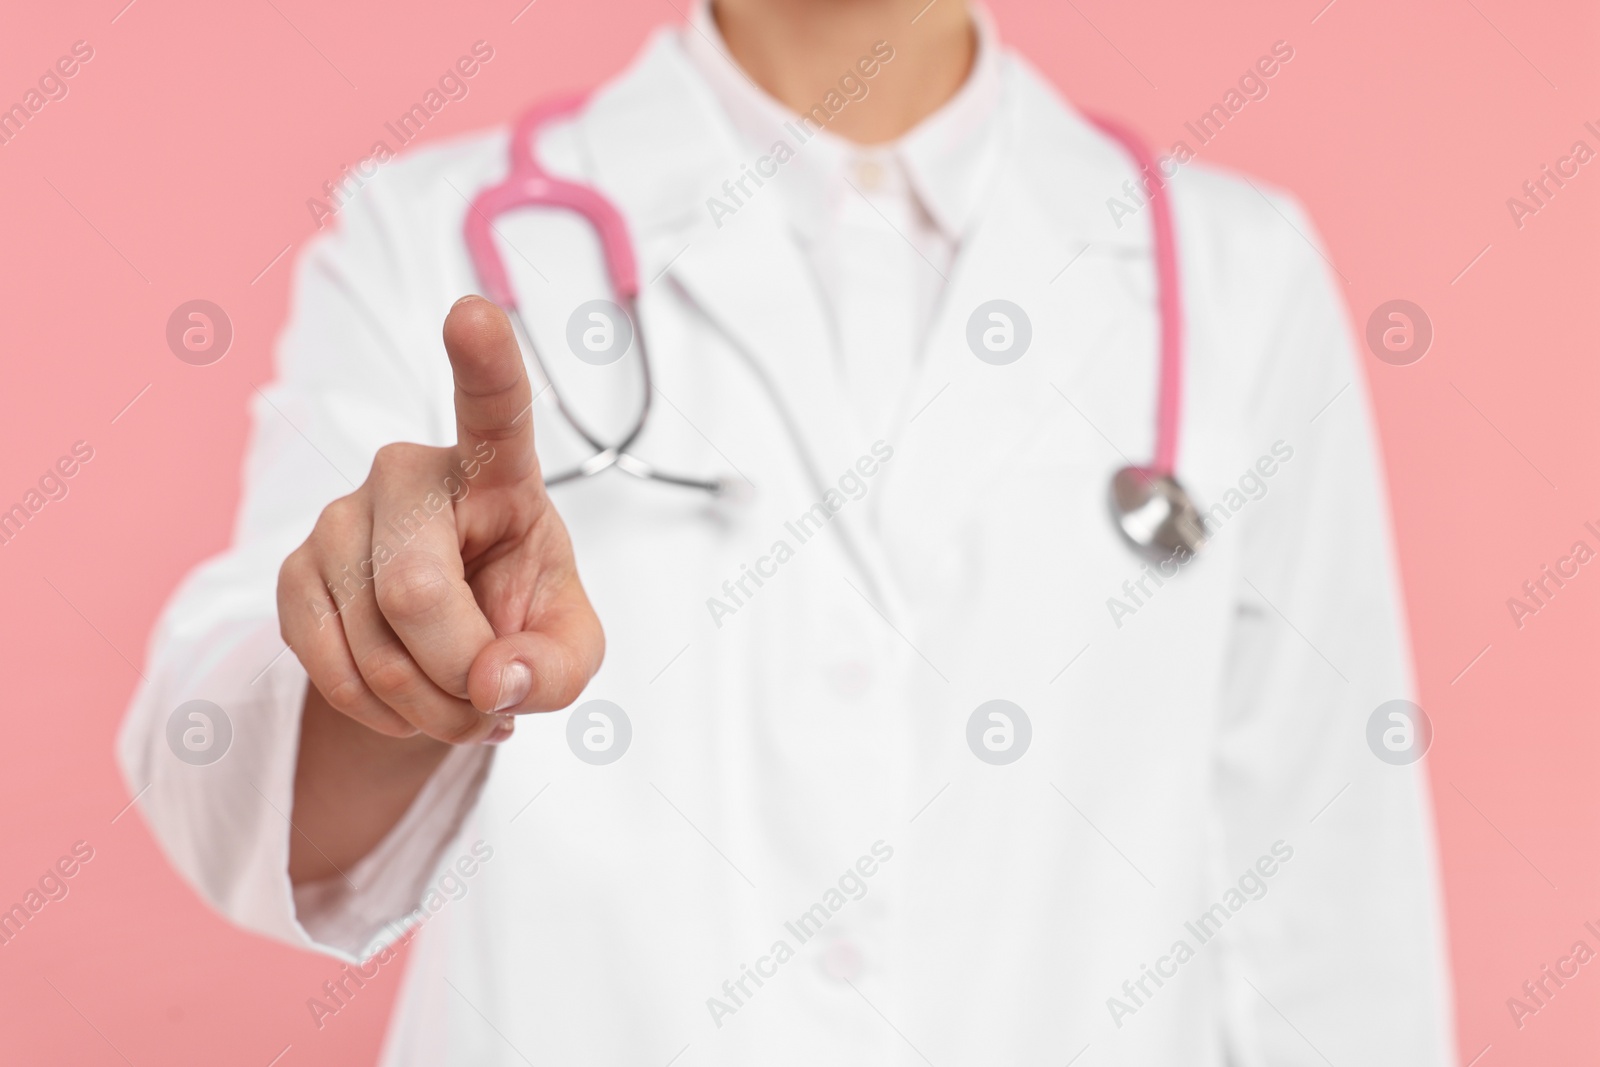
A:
443,295,538,488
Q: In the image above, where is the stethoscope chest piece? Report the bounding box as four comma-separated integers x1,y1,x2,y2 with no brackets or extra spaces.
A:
1109,466,1207,561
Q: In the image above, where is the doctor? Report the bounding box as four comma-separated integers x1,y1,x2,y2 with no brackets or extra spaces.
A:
120,0,1453,1063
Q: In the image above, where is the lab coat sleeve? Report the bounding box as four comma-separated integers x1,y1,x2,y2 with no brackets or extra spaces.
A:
1209,197,1454,1064
116,183,496,961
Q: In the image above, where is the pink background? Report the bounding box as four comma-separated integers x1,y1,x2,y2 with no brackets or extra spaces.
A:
1,0,1595,1063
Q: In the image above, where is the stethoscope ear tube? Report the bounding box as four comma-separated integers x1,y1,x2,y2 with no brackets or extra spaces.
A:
465,93,731,499
510,303,735,496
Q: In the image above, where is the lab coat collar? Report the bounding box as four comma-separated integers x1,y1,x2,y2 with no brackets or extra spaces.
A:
677,0,1008,247
572,23,1156,259
894,5,1007,243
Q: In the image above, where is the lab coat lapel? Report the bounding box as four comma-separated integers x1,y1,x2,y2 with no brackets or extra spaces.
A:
664,201,864,491
897,58,1160,469
663,197,912,613
577,31,862,497
883,61,1166,605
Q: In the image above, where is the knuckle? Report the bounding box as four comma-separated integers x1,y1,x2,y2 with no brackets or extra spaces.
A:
277,546,303,586
310,494,364,549
371,443,401,471
280,546,318,592
359,644,419,702
278,602,308,648
277,551,334,638
374,552,453,622
278,545,316,591
319,492,361,527
372,441,426,475
276,552,304,618
323,674,371,716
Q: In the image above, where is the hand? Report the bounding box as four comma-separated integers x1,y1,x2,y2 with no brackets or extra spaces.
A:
278,296,604,746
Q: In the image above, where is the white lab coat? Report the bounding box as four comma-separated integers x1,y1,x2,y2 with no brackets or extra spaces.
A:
119,24,1454,1067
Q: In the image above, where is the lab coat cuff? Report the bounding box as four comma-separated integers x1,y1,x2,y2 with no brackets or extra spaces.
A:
118,612,493,963
291,741,495,960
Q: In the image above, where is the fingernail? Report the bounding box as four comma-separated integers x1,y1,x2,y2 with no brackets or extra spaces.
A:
483,714,515,745
493,661,533,712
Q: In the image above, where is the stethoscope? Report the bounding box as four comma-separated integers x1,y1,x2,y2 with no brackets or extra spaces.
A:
464,96,1207,562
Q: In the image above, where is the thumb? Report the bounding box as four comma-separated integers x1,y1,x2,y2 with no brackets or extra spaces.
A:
443,295,539,489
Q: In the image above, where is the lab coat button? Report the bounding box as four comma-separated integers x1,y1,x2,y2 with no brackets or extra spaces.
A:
823,937,862,982
853,158,886,192
826,660,874,699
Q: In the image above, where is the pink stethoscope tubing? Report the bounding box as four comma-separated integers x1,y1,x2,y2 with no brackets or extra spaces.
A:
1083,114,1183,479
464,95,724,492
464,97,1202,555
465,95,638,304
1083,114,1206,558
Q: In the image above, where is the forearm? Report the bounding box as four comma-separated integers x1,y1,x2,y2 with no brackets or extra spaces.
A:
289,686,451,885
